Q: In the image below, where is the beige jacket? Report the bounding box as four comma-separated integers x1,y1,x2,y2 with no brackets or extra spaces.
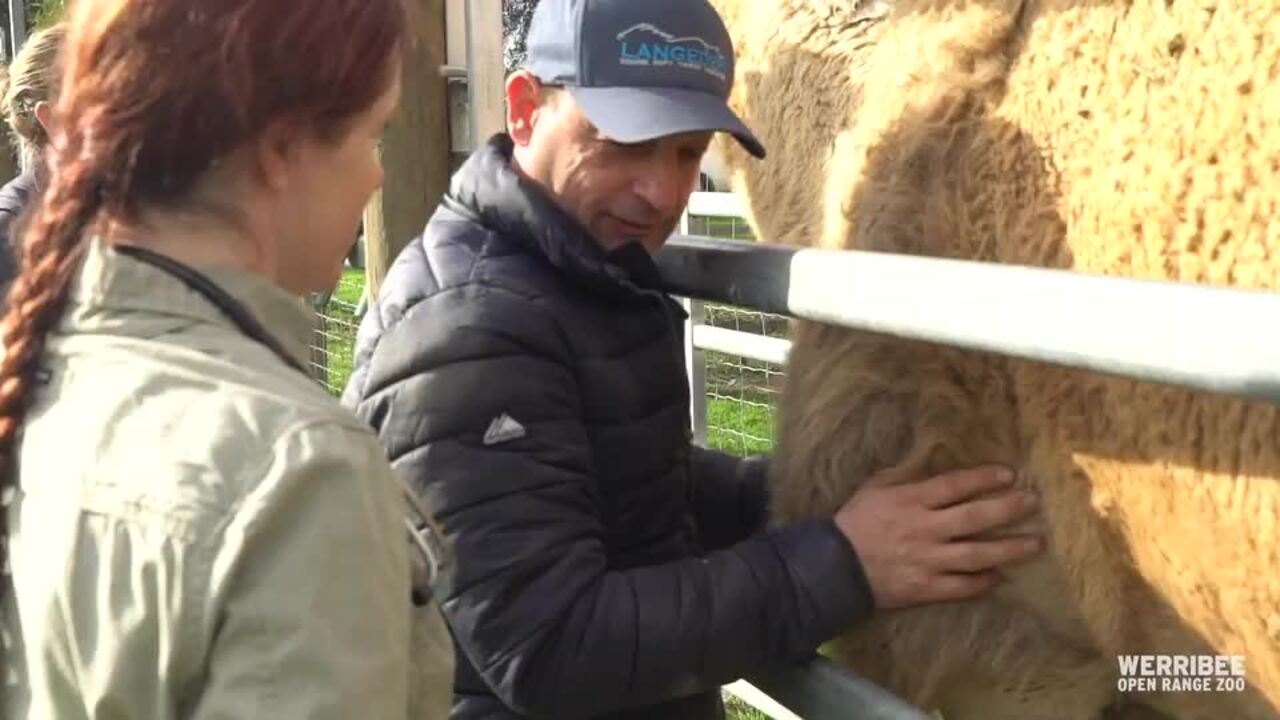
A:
2,239,452,719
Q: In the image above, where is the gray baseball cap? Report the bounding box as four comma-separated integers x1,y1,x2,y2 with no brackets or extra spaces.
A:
525,0,766,159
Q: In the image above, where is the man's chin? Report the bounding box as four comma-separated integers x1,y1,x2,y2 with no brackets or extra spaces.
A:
608,235,664,255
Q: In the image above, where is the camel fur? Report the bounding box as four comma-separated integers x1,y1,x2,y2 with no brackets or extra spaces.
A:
706,1,1280,718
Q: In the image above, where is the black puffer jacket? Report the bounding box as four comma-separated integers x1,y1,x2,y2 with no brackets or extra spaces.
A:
343,135,874,720
0,171,37,303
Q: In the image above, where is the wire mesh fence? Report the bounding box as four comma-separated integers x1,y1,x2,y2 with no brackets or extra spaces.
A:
684,212,789,456
308,270,364,397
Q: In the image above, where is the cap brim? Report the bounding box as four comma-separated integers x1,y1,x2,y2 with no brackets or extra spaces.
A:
568,85,766,159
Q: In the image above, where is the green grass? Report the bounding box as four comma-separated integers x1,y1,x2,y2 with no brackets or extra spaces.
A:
725,694,773,720
693,215,756,242
707,397,774,455
30,0,65,28
692,209,784,457
332,267,365,305
314,268,364,395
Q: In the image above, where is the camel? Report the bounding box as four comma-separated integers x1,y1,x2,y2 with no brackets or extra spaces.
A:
704,1,1280,718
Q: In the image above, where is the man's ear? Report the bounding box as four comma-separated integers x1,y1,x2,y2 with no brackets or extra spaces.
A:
506,71,550,146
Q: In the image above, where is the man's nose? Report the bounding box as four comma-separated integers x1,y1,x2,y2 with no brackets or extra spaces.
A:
631,156,685,217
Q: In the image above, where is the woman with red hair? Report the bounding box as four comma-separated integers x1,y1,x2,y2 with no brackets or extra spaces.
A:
0,0,451,717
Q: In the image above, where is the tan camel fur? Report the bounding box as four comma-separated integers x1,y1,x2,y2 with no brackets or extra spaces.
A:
707,1,1280,718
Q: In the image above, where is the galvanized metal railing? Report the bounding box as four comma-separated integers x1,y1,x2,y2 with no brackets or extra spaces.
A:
742,655,934,720
659,233,1280,408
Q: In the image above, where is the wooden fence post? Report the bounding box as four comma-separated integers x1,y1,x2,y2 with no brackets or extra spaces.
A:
363,0,451,303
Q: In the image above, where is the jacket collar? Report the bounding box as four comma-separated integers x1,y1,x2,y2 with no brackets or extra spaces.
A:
444,133,669,302
60,237,316,368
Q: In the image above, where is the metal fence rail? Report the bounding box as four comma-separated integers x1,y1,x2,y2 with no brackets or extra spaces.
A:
659,234,1280,407
745,656,933,720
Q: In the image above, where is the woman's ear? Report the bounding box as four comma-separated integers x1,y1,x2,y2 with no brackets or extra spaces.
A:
34,101,54,136
251,119,301,193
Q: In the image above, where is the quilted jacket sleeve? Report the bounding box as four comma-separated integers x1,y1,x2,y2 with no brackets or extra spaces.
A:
687,448,773,551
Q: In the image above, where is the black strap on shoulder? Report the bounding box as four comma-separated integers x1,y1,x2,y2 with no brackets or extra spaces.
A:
114,244,307,375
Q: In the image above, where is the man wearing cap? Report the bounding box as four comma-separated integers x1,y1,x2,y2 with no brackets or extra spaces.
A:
344,0,1043,717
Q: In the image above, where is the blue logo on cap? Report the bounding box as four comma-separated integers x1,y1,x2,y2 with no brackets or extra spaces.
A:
616,23,728,81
